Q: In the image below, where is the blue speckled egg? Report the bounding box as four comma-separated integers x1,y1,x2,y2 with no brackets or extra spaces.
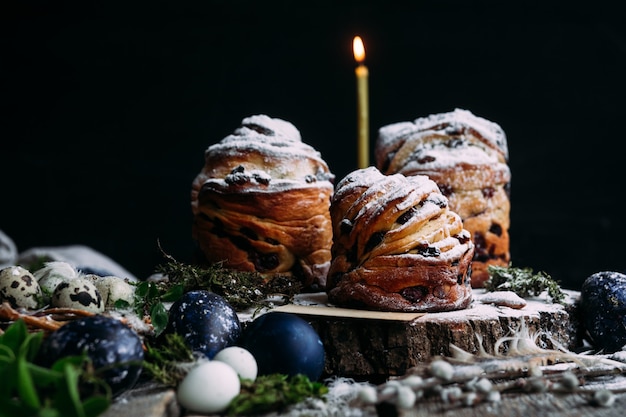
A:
239,311,325,381
165,290,241,359
580,271,626,352
38,315,144,396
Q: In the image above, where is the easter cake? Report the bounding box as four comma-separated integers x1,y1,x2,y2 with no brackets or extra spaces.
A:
191,115,335,290
325,167,474,312
375,108,511,288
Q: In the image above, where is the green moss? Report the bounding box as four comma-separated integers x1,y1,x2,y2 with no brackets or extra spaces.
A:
485,264,566,304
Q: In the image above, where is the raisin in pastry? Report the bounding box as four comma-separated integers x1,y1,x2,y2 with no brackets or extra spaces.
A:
375,108,510,288
326,167,474,312
191,115,335,290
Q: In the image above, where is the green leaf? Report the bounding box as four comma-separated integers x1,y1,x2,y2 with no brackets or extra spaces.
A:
113,299,131,310
147,282,162,299
23,331,44,363
50,354,87,373
37,407,61,417
0,356,17,401
27,363,64,388
16,352,41,410
81,395,110,417
160,283,184,302
58,362,85,417
0,343,16,362
134,281,150,298
0,319,28,353
150,301,169,336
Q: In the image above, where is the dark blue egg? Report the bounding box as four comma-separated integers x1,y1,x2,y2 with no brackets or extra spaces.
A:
580,271,626,352
38,315,144,396
239,312,325,381
165,290,241,359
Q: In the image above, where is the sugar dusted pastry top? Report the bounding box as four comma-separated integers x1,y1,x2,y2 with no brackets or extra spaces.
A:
330,167,470,265
376,108,509,183
192,115,333,205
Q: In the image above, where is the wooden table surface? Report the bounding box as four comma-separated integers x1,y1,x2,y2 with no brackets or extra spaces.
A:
401,391,626,417
103,379,626,417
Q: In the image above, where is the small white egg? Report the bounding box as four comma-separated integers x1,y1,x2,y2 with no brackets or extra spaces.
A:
0,265,43,309
177,361,241,414
51,277,104,313
213,346,258,381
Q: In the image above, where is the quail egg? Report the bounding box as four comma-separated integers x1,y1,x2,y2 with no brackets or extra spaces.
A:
34,261,78,301
87,275,135,308
0,265,44,309
51,277,104,313
0,266,43,309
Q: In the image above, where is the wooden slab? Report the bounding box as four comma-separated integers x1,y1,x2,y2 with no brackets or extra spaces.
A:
280,289,582,382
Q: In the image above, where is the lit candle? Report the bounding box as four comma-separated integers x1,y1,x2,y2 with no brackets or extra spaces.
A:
353,35,369,169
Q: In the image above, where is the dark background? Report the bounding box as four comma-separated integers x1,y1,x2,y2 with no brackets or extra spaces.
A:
2,1,624,290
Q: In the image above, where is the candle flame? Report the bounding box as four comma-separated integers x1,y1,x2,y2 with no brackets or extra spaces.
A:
353,36,366,63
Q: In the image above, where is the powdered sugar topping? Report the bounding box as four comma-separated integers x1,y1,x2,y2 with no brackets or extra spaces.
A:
335,167,436,200
377,108,508,161
400,140,503,172
413,108,507,158
196,114,334,186
235,114,302,141
210,114,321,160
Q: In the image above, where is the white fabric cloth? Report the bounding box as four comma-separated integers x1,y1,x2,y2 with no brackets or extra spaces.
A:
17,244,138,281
0,230,137,281
0,229,18,268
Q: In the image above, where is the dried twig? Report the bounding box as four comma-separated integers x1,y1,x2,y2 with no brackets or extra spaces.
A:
0,302,97,332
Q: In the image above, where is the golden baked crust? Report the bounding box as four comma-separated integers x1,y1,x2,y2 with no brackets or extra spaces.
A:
191,115,335,290
375,109,511,288
326,167,474,312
